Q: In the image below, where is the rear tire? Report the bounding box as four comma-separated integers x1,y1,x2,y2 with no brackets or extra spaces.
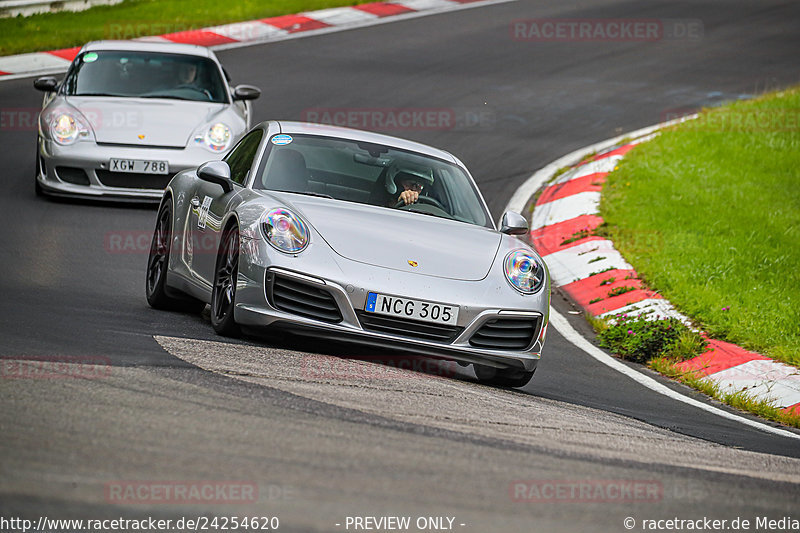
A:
146,200,205,312
474,364,535,388
210,225,241,337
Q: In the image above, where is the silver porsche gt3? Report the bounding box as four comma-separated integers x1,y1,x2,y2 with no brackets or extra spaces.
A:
34,41,260,201
146,121,550,387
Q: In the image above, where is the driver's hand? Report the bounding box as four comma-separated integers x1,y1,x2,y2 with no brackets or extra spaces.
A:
399,190,419,205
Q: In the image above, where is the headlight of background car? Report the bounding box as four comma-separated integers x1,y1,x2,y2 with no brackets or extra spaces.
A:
261,208,309,253
195,122,231,152
48,112,91,145
504,250,545,294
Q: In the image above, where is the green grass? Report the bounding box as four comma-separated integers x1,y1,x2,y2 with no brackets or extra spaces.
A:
596,313,707,365
607,285,635,298
600,88,800,367
0,0,370,56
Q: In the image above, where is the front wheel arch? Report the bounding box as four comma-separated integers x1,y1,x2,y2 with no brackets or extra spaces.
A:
210,220,242,337
145,194,204,313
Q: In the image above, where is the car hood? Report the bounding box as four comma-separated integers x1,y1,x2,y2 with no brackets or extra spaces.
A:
274,193,502,281
64,97,227,148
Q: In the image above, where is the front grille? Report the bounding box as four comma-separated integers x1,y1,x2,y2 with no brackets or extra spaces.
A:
96,170,173,189
469,317,540,350
356,311,463,343
266,272,342,324
55,166,90,185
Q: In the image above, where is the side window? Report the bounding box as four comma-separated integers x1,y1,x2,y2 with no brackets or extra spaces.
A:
224,129,264,185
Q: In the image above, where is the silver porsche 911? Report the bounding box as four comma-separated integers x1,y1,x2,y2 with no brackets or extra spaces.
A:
146,121,550,387
34,41,260,201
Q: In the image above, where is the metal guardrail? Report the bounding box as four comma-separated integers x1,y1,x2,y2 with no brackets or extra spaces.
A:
0,0,122,18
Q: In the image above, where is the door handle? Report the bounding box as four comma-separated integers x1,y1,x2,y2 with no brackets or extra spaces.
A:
190,196,201,207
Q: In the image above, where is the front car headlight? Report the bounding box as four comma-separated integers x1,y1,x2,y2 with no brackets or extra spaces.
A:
198,122,231,152
48,112,91,145
261,208,309,253
504,250,545,294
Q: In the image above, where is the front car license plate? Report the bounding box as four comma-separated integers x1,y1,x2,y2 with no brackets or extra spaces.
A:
365,292,459,326
109,158,169,174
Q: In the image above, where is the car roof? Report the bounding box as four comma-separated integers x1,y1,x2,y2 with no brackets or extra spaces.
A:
273,121,458,164
81,41,217,60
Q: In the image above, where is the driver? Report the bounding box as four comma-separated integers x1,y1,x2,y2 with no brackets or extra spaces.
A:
385,166,435,206
174,61,212,99
177,62,198,86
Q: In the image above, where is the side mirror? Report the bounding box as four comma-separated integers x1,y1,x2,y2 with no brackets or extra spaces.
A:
34,77,58,92
500,211,529,235
197,161,233,193
233,84,261,101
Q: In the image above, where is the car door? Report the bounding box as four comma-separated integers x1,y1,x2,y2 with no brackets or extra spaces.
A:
188,128,265,289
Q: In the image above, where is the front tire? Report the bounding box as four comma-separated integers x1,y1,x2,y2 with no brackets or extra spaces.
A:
146,200,204,312
210,225,241,337
474,364,536,388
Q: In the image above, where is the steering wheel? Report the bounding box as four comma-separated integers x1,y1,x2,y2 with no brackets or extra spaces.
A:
393,195,446,211
176,84,213,99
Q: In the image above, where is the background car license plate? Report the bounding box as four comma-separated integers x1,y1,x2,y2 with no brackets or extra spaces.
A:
109,158,169,174
365,292,458,326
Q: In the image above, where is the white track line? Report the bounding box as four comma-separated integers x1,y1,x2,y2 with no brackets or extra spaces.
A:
549,307,800,440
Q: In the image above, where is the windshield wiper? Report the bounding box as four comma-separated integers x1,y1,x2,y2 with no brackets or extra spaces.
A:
74,92,126,97
139,94,195,101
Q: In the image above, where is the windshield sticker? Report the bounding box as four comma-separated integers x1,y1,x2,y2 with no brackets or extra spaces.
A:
271,134,293,146
83,52,99,63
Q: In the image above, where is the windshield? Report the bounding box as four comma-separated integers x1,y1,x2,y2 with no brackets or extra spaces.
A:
254,134,492,228
63,50,228,103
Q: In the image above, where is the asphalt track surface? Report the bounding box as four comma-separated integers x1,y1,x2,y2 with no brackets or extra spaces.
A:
2,0,800,530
